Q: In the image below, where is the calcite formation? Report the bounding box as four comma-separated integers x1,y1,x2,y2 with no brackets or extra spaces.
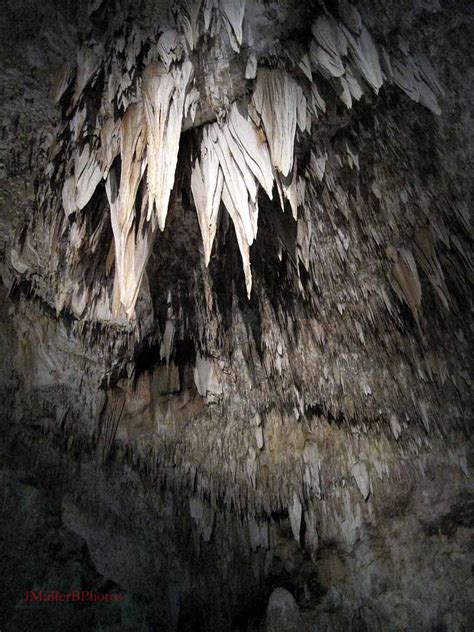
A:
0,0,472,630
14,0,448,319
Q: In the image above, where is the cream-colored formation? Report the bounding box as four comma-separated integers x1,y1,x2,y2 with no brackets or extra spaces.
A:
30,0,444,319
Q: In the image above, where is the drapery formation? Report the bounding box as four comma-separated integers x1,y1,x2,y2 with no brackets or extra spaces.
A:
31,0,444,319
1,2,472,629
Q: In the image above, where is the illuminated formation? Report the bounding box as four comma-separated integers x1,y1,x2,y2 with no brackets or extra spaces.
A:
18,0,444,320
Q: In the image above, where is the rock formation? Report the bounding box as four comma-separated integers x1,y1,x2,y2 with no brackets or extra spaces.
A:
0,0,472,630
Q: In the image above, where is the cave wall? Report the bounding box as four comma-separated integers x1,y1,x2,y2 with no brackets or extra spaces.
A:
0,0,472,630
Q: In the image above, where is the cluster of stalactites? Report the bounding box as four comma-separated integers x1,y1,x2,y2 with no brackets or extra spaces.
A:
191,73,307,297
54,0,443,319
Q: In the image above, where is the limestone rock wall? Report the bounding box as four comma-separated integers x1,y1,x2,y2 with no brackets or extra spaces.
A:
0,0,472,630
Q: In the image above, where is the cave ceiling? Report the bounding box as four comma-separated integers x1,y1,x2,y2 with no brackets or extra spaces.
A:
0,0,472,628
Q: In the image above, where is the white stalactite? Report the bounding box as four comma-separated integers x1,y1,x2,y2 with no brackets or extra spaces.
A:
106,102,149,319
43,1,445,320
220,0,246,52
253,68,306,179
191,102,274,295
143,60,193,230
191,127,224,266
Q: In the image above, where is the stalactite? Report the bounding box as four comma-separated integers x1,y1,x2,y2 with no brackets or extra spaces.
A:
15,0,449,321
143,60,193,230
5,10,470,605
252,68,306,179
106,102,148,318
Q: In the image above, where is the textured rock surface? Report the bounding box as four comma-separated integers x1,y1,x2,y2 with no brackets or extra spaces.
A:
266,588,302,631
0,0,472,630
